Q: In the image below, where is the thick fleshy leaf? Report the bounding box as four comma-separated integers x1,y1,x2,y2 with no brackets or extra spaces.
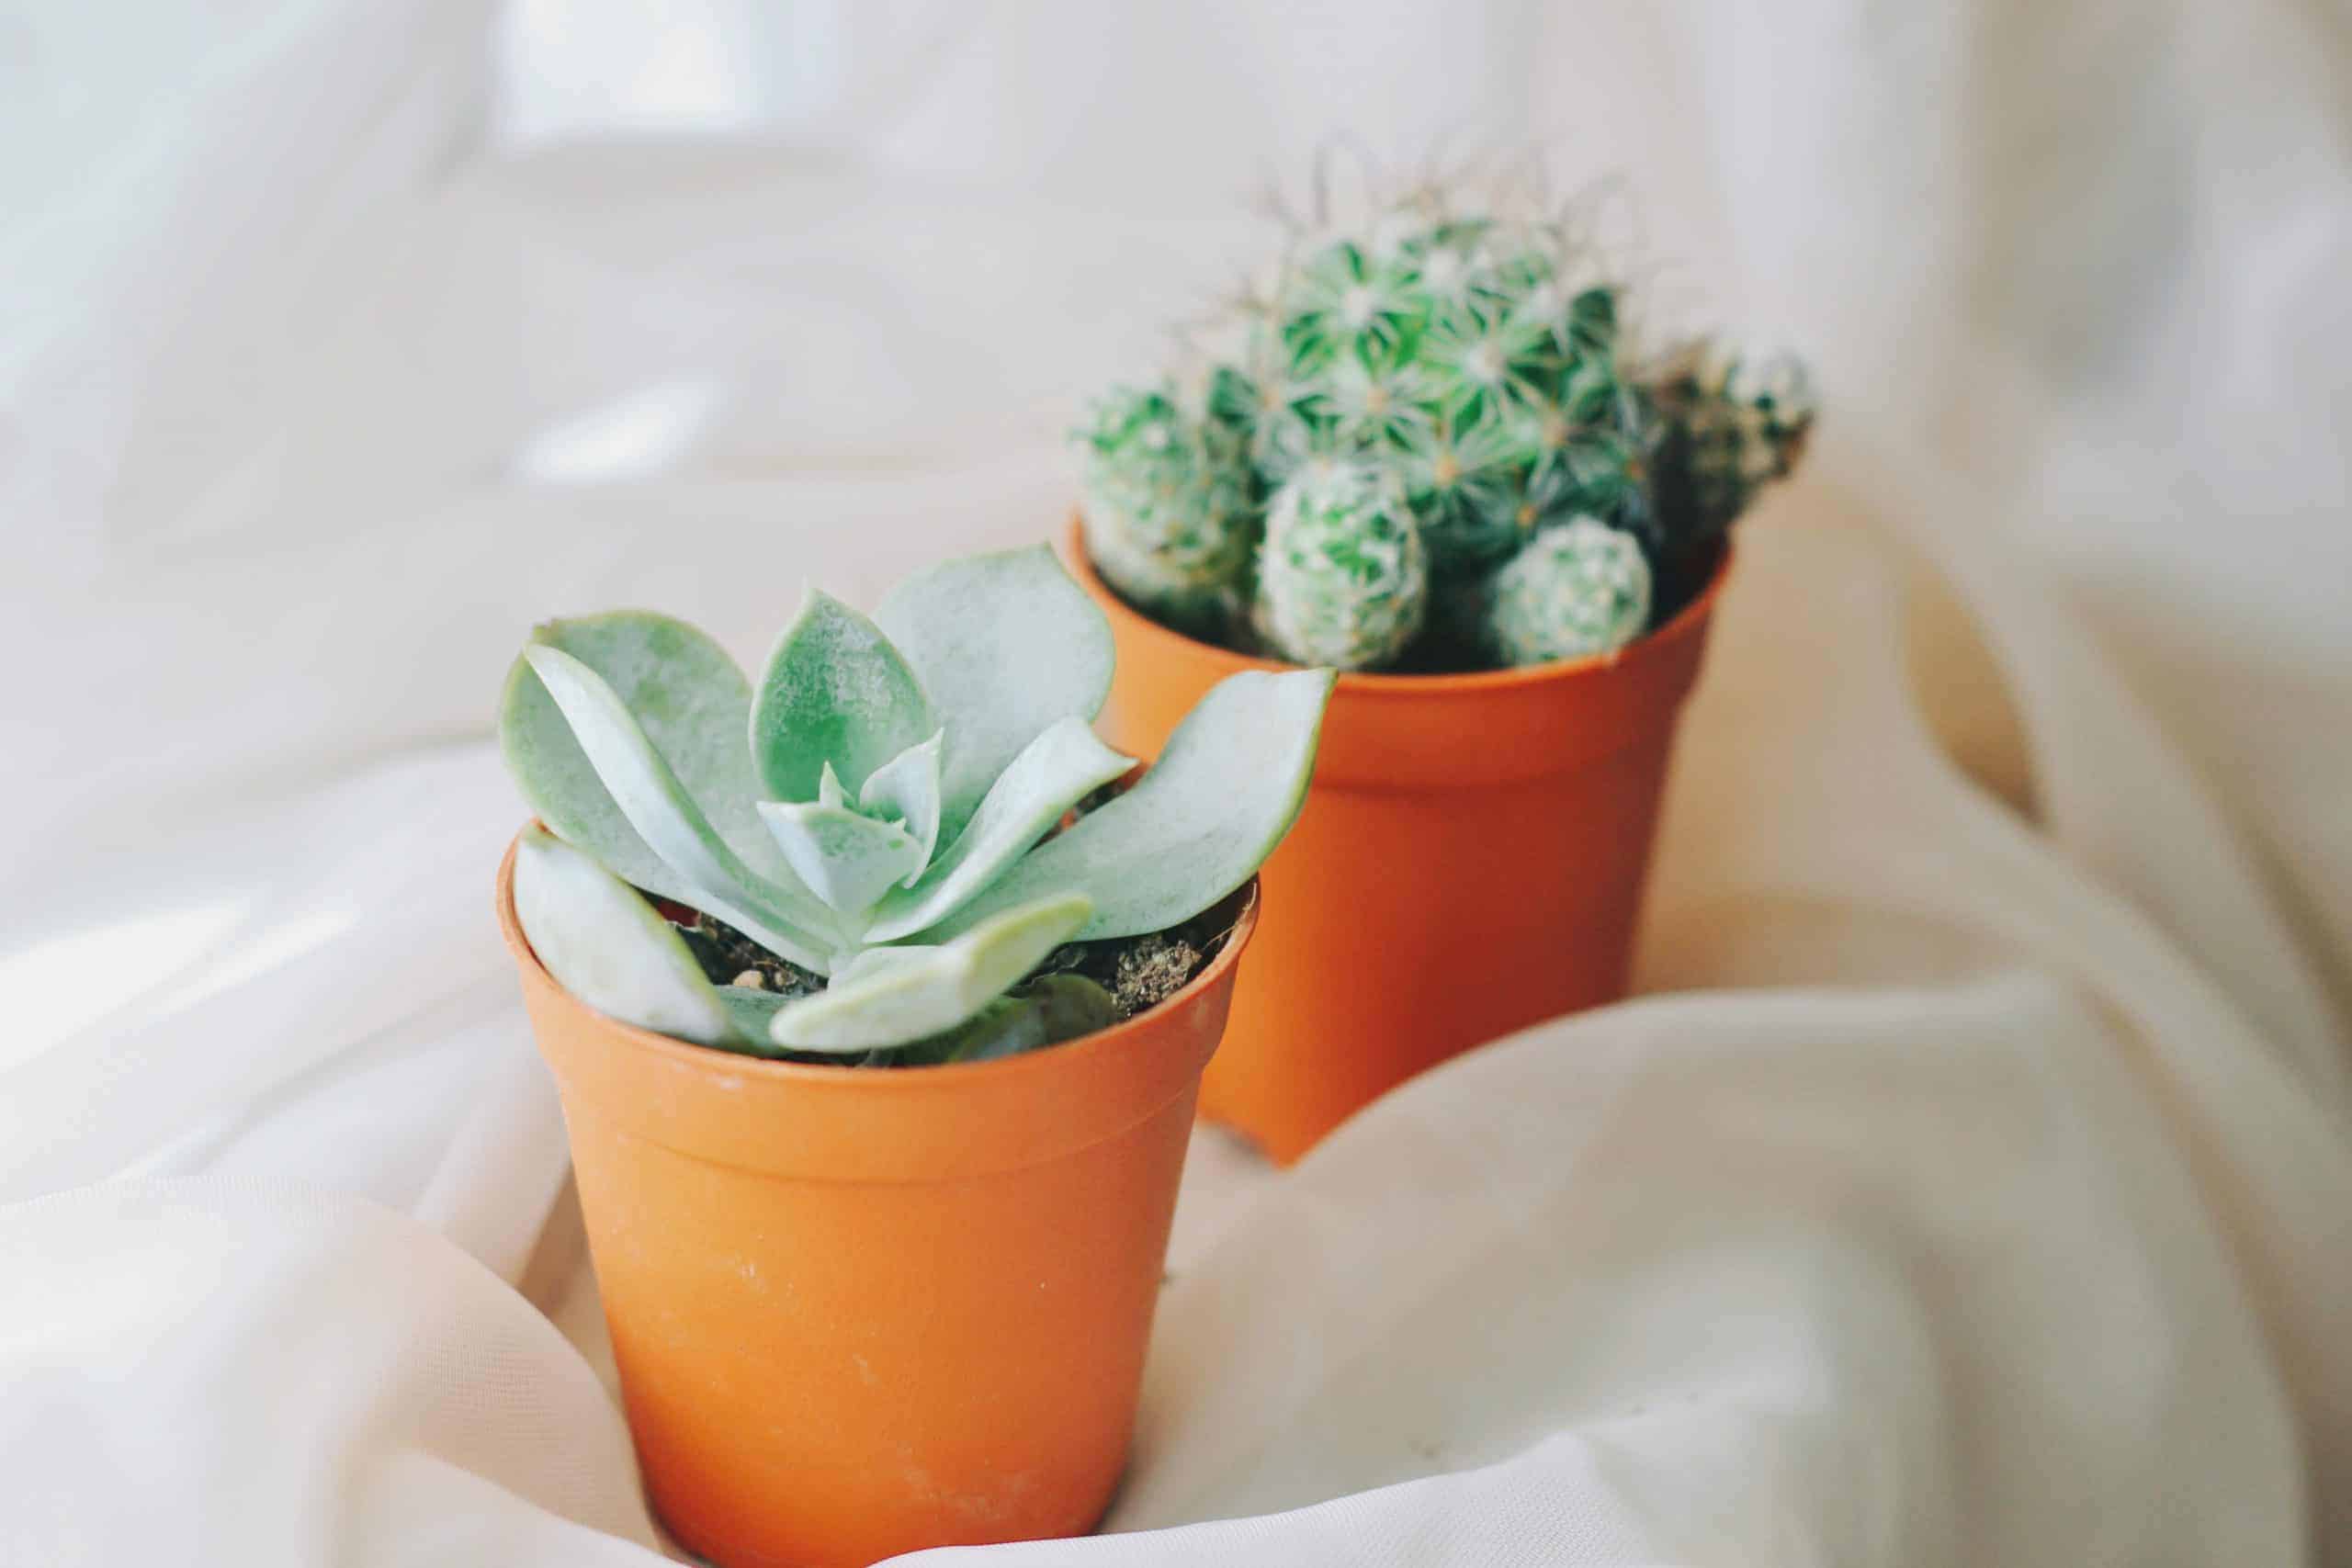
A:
714,986,792,1046
831,944,940,987
875,545,1114,833
859,730,945,872
927,669,1333,942
512,826,743,1048
897,974,1120,1066
521,645,837,969
752,592,934,803
768,892,1093,1052
865,716,1134,942
755,800,928,918
501,612,800,897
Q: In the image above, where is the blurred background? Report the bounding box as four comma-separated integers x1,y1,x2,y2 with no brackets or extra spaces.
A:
4,0,2348,1215
9,0,2349,1030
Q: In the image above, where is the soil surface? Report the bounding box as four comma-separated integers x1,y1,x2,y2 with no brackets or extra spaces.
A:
676,912,824,998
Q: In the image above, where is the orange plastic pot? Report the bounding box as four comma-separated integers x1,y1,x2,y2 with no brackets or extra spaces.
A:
1066,521,1729,1165
498,839,1252,1568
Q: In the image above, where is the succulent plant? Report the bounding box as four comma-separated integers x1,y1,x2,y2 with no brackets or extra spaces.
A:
1487,517,1652,666
502,546,1332,1062
1253,463,1429,669
1071,183,1814,673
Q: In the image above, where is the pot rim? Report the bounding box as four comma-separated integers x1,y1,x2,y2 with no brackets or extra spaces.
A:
497,829,1259,1100
1063,516,1734,699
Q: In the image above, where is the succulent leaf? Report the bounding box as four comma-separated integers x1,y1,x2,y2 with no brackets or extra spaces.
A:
520,645,836,968
512,825,743,1048
752,591,935,804
831,944,939,987
865,716,1134,942
755,800,929,919
502,613,798,906
856,730,945,871
875,545,1115,835
714,985,793,1046
899,974,1121,1066
768,892,1094,1052
929,669,1331,942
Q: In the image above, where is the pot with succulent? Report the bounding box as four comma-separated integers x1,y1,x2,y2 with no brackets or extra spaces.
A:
1069,180,1815,1163
494,546,1329,1568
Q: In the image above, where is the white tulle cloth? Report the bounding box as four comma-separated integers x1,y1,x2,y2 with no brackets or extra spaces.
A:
5,2,2349,1563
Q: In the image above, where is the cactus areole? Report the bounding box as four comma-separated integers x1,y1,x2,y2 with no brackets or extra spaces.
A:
1072,187,1814,673
499,545,1333,1063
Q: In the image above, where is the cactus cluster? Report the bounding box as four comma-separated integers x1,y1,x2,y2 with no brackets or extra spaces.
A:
1074,190,1814,671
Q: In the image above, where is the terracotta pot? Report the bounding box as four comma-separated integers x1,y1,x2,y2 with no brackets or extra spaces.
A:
1066,521,1729,1165
498,839,1252,1568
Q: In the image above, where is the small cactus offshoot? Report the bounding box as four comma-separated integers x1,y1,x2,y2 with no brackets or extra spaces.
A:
1255,466,1429,669
1070,179,1813,672
1074,382,1256,631
1487,518,1652,666
1646,345,1816,553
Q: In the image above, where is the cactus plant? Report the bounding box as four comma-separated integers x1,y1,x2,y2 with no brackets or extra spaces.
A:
1645,344,1816,557
501,546,1332,1062
1487,517,1652,666
1071,185,1813,672
1253,464,1429,670
1073,381,1256,633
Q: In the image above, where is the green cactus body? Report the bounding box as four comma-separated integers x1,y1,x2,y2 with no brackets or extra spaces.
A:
1647,345,1816,549
1073,383,1256,627
1239,218,1652,582
1488,517,1652,666
1254,467,1429,671
1076,183,1813,673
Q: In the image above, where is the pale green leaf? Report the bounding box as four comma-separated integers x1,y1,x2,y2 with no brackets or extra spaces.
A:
521,645,837,969
859,730,945,871
500,612,799,898
865,716,1133,942
755,800,928,918
714,985,793,1046
831,944,940,987
900,974,1120,1066
752,592,934,803
874,545,1114,834
927,669,1332,942
512,826,744,1048
769,892,1093,1052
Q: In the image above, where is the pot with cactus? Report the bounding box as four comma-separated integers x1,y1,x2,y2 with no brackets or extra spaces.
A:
1069,178,1813,1163
494,546,1329,1568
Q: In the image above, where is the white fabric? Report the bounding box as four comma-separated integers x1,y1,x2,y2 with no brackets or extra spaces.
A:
5,2,2349,1564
